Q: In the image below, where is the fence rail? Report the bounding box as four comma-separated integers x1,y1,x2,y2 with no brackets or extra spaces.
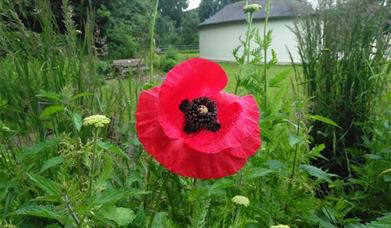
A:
156,45,199,53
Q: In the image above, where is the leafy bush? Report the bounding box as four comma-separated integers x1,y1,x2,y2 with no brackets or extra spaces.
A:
293,0,391,223
293,0,391,177
160,48,178,72
0,0,390,227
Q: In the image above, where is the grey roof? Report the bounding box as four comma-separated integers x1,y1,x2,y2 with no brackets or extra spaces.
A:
199,0,304,27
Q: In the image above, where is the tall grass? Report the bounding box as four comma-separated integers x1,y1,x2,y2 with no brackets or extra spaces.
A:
293,0,391,177
0,0,94,139
0,0,139,144
1,0,391,227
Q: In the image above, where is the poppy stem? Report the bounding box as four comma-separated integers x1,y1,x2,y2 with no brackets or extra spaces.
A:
232,206,242,228
263,0,271,110
234,4,255,95
190,178,199,223
288,112,301,193
144,164,151,209
149,0,159,82
88,128,99,196
192,178,198,187
148,179,164,228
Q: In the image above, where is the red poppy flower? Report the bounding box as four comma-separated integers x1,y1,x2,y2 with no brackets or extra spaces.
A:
136,58,261,179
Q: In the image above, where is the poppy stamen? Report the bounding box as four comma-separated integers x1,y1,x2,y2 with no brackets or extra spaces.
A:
197,105,208,115
179,97,221,134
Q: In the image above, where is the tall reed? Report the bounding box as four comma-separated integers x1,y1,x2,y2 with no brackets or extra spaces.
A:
293,0,391,177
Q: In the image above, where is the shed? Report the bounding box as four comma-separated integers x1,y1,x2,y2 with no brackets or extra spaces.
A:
198,0,304,63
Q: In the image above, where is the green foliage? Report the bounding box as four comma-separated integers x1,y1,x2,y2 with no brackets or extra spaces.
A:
292,0,391,223
199,0,241,23
178,9,200,46
97,0,151,59
0,0,390,227
160,48,178,72
158,0,188,27
293,0,391,177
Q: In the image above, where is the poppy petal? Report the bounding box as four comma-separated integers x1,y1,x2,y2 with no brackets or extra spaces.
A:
183,93,260,155
158,58,228,139
136,86,261,179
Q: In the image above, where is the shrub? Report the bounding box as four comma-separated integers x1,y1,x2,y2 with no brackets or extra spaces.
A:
293,0,391,178
160,48,178,72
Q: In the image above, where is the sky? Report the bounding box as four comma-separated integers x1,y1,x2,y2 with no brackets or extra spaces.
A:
187,0,201,11
186,0,318,11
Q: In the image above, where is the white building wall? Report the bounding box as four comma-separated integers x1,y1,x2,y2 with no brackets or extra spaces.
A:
199,19,300,64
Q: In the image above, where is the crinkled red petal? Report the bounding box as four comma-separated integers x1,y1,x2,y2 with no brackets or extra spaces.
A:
158,58,228,139
183,92,260,155
136,87,261,179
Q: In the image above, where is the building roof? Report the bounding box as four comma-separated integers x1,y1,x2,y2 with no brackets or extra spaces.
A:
199,0,304,27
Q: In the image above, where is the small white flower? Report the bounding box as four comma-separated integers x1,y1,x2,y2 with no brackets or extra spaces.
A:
231,195,250,207
243,4,262,13
270,225,290,228
83,115,110,128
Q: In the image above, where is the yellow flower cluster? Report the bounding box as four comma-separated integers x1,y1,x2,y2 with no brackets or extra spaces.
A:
270,225,290,228
83,115,110,128
231,195,250,207
243,4,262,14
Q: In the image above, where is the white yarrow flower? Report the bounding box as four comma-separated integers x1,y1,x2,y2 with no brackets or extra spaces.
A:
231,195,250,207
83,115,110,128
270,225,290,228
243,4,262,13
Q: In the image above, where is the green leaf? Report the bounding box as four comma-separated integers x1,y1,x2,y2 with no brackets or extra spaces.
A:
248,168,274,179
40,156,64,173
72,112,83,132
364,154,383,160
142,82,155,90
366,213,391,227
100,206,135,227
89,189,128,207
379,168,391,176
151,212,174,228
348,213,391,228
268,160,285,170
97,142,129,161
307,214,337,228
39,105,65,120
0,98,7,108
309,144,327,160
22,138,60,157
383,175,391,183
14,205,64,221
70,92,93,101
27,173,61,196
288,134,301,148
307,115,342,129
300,165,337,182
96,155,114,189
36,91,62,101
269,69,291,87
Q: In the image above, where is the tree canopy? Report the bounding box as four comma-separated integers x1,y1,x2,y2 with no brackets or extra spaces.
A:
2,0,200,59
198,0,241,23
158,0,189,26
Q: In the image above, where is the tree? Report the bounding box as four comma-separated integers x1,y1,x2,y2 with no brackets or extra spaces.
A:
198,0,241,22
158,0,188,26
179,9,199,46
97,0,151,58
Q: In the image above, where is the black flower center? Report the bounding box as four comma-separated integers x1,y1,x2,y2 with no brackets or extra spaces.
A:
179,97,221,134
